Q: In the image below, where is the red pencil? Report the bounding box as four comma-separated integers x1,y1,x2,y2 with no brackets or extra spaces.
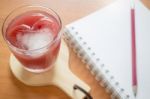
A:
131,0,137,97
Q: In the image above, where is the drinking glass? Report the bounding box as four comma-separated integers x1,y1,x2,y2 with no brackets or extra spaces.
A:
2,6,62,73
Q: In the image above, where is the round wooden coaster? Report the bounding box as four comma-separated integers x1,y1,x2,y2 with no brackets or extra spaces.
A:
9,40,90,99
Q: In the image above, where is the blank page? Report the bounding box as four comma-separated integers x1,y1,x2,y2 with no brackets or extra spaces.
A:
136,1,150,99
66,0,135,98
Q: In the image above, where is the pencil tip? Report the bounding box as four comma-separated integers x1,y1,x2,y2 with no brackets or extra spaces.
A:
133,85,137,97
134,92,136,97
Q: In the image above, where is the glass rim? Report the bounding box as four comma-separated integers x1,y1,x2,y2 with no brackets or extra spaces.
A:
2,5,62,53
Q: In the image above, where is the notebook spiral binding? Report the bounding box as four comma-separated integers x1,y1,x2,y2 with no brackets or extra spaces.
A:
63,26,130,99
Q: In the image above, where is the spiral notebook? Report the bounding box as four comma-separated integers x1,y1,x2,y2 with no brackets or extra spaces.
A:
64,0,150,99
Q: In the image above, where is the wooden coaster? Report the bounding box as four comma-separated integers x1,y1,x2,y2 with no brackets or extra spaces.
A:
10,40,90,99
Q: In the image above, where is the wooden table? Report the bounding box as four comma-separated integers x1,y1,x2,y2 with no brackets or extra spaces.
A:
0,0,149,99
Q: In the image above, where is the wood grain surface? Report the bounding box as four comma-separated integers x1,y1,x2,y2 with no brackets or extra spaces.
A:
1,0,149,99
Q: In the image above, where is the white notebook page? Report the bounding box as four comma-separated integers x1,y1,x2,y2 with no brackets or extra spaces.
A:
65,0,150,98
136,1,150,99
66,0,134,98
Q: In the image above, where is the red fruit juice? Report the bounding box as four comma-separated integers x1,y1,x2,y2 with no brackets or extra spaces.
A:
5,11,61,72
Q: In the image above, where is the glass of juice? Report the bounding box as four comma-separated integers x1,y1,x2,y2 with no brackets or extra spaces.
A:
2,6,62,73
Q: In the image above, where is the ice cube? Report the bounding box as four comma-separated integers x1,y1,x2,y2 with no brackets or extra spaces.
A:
17,28,54,51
